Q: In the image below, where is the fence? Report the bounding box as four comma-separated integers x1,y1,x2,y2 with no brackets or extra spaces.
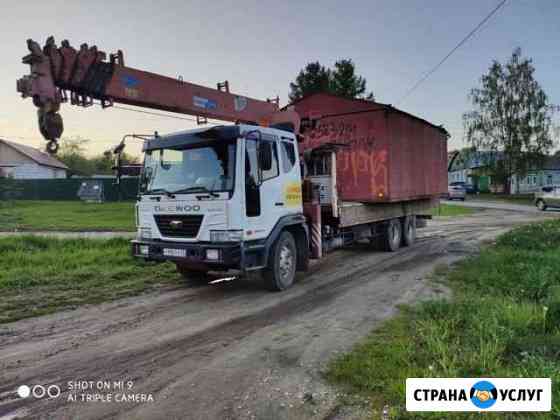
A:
0,177,139,201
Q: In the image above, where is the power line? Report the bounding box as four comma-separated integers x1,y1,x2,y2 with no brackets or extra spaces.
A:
113,105,213,123
397,0,507,105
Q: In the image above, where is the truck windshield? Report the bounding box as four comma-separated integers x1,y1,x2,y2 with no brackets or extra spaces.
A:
141,141,236,195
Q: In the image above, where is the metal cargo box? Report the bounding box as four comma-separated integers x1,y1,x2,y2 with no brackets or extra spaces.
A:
293,93,448,203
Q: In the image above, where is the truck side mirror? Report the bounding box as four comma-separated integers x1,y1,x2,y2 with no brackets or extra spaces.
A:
113,153,123,185
259,142,273,172
111,141,126,185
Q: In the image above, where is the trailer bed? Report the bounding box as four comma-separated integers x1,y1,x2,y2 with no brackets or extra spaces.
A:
338,198,437,227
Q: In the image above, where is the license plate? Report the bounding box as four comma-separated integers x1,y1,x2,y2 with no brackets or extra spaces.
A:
163,248,187,258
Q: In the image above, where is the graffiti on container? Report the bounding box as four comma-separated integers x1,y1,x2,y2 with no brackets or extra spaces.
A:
339,148,388,197
306,121,357,143
303,118,387,197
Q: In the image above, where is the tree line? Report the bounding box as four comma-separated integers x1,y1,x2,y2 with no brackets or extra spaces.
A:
289,59,374,102
56,137,138,177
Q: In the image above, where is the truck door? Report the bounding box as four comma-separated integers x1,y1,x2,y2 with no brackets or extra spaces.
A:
244,136,284,240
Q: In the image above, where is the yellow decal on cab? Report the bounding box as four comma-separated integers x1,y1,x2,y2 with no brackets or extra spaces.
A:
284,182,302,207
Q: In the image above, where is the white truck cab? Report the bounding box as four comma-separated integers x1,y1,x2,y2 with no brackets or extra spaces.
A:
132,124,309,290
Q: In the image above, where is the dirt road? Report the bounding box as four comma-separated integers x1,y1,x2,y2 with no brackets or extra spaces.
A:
0,209,556,420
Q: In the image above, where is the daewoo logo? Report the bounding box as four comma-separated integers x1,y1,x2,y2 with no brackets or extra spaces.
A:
169,220,183,229
154,205,200,213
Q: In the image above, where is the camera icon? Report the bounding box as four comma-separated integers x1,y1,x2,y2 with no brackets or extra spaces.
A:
17,384,61,399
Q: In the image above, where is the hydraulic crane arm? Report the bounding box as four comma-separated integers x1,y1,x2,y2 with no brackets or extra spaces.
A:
16,37,299,153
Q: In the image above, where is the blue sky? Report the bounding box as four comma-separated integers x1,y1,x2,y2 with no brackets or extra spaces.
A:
1,0,558,156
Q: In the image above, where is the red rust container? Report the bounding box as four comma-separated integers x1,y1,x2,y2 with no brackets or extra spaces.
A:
292,93,448,203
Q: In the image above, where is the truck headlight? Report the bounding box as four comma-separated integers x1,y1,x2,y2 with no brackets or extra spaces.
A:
206,249,220,261
138,227,152,239
210,230,243,242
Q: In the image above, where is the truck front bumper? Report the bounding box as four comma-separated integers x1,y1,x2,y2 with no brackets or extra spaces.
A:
131,239,242,270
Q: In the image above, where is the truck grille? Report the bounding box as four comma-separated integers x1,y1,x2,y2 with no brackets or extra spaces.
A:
154,215,203,238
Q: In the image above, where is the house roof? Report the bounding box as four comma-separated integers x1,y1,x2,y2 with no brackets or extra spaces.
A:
449,150,560,172
0,138,68,170
282,92,450,136
449,150,504,171
542,156,560,170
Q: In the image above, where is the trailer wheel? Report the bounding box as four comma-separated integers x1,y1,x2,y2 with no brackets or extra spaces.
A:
382,219,402,252
401,215,416,247
176,264,209,285
263,231,297,291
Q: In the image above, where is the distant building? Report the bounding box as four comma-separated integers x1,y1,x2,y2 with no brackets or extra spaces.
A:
449,149,560,194
0,139,68,179
510,156,560,194
448,150,500,192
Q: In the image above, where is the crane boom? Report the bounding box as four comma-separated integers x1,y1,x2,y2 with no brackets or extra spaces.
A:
16,37,299,153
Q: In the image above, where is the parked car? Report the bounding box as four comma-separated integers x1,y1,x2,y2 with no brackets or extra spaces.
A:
534,186,560,211
464,182,477,194
448,182,466,201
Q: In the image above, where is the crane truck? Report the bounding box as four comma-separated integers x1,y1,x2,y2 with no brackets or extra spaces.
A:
16,37,448,291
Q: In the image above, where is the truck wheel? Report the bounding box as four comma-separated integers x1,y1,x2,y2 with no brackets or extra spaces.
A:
401,215,416,247
383,219,402,252
263,231,297,291
536,199,547,211
176,264,209,284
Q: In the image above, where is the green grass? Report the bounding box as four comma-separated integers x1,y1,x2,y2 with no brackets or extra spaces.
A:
327,219,560,418
0,200,135,231
471,193,535,206
430,204,476,217
0,236,180,323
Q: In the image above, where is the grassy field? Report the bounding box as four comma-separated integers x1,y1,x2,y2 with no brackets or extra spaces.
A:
430,203,475,217
328,219,560,418
0,200,135,231
0,236,180,323
470,193,535,206
0,200,472,232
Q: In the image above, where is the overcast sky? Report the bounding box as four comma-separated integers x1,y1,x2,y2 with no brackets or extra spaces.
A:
1,0,559,156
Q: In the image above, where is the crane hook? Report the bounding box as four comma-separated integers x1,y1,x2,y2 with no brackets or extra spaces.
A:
46,140,59,154
37,107,63,154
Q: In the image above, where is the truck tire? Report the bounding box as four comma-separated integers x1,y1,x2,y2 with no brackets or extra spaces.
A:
263,231,297,291
176,264,209,285
382,219,402,252
401,215,416,247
